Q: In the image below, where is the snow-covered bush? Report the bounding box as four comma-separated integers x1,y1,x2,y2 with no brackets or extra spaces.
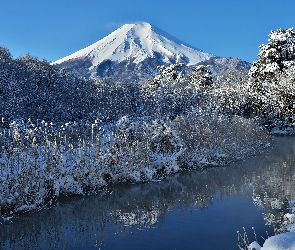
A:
0,112,270,216
203,68,252,117
172,109,269,167
0,117,185,215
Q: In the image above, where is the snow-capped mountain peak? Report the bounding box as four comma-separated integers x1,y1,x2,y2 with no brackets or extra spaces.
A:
53,22,213,67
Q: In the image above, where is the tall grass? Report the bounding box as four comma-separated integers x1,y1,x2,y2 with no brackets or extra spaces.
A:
0,111,270,216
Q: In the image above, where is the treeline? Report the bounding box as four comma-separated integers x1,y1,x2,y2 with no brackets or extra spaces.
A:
0,47,247,126
1,28,295,130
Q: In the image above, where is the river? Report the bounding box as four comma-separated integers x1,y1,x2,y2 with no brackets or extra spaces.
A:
1,136,295,249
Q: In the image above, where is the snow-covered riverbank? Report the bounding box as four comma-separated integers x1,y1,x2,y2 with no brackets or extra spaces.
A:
0,113,270,217
249,201,295,250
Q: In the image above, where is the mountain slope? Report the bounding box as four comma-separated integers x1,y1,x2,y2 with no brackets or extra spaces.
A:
53,22,250,80
53,22,217,79
54,22,213,67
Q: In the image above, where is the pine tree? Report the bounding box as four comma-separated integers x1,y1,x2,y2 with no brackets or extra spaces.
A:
249,27,295,84
188,65,213,89
249,28,295,131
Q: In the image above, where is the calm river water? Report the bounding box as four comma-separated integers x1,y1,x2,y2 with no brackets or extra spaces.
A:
1,136,295,249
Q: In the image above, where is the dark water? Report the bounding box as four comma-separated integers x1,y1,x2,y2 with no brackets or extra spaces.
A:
1,136,295,250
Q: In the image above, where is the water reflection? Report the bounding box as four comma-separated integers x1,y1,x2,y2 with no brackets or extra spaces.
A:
251,136,295,233
1,136,295,249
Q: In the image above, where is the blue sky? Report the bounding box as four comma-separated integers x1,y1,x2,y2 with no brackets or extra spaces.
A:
1,0,294,63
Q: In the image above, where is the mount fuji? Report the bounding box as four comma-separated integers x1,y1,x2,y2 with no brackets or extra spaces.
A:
53,22,250,80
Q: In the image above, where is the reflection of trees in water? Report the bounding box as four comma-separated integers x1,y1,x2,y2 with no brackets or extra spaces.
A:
250,136,295,233
1,136,294,248
0,170,246,249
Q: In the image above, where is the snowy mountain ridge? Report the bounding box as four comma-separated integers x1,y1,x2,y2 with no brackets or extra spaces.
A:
53,22,213,67
53,22,250,80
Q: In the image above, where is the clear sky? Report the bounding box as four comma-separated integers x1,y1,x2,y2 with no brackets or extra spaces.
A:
1,0,294,63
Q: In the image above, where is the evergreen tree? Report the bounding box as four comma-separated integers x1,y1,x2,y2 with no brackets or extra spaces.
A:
249,27,295,84
188,65,213,89
248,28,295,131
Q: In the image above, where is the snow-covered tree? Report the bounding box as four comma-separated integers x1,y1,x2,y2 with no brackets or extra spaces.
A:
188,65,213,89
152,63,185,86
0,49,100,123
207,68,252,117
248,28,295,131
249,27,295,84
0,47,13,68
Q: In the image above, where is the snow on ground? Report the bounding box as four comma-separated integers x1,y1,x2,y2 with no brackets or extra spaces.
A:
260,232,295,250
250,201,295,250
